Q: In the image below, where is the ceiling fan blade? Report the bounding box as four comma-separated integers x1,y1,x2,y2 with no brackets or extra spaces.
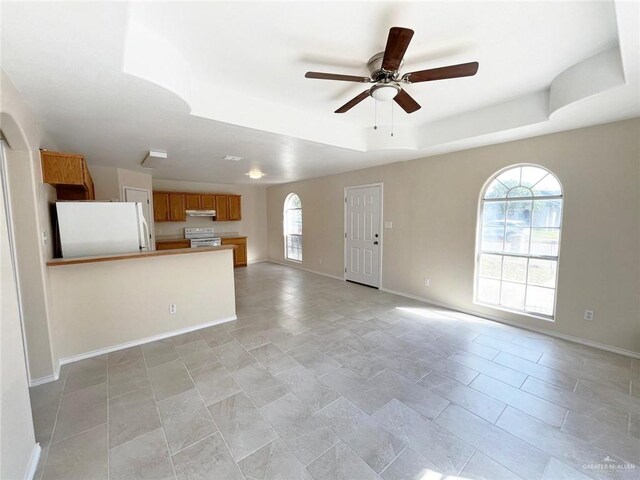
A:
382,27,414,71
305,72,370,83
394,89,421,113
335,90,370,113
403,61,479,83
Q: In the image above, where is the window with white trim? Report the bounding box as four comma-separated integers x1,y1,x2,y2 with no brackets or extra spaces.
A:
284,193,302,262
475,165,563,319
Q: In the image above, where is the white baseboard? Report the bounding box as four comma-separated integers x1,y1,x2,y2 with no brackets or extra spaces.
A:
29,373,59,387
268,260,344,281
25,443,41,480
25,316,236,381
380,287,640,359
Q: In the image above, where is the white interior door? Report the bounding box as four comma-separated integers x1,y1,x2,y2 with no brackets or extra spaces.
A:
345,185,381,288
123,187,153,248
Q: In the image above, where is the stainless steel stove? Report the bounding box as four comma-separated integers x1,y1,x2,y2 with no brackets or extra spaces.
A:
184,227,221,248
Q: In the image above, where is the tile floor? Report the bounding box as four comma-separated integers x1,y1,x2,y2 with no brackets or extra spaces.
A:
30,262,640,480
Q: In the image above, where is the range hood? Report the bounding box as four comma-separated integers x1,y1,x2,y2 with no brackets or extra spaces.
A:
186,210,216,217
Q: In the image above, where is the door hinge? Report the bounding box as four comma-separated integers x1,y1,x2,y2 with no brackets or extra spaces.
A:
345,233,347,238
344,198,347,203
147,199,150,204
345,268,347,273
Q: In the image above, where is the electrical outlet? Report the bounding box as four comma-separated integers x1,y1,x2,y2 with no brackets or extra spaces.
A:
584,310,594,321
384,221,393,229
424,278,431,287
169,304,177,314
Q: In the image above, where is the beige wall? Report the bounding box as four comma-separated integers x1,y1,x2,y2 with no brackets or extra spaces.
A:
48,249,236,360
1,70,57,382
153,178,268,263
0,73,38,480
267,119,640,354
89,164,120,200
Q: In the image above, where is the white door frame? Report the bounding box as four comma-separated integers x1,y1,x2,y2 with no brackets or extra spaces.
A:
0,139,32,383
122,186,155,249
343,182,384,288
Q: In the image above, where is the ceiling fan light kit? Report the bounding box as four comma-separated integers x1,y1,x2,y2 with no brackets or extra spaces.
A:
305,26,479,115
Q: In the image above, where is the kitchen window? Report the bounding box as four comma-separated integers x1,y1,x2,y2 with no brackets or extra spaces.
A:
475,165,563,319
284,193,302,262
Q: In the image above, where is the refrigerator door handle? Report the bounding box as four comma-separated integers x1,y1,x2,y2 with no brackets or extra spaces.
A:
136,203,150,251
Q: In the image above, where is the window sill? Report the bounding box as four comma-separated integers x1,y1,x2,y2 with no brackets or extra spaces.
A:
473,301,555,322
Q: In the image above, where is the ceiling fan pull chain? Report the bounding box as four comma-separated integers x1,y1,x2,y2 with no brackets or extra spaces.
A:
374,100,378,130
391,101,394,137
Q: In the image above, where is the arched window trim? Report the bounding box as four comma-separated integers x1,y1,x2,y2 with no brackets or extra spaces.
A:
474,164,563,320
284,193,302,262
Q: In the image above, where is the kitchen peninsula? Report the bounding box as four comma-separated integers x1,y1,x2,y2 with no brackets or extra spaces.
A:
46,246,237,368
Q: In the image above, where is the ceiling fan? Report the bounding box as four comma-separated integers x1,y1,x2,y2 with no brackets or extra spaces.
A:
305,27,479,114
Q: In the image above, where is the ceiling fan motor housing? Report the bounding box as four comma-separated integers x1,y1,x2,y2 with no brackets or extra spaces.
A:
367,52,403,81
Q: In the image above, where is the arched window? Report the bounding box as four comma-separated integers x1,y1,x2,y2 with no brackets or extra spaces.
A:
284,193,302,261
475,165,563,319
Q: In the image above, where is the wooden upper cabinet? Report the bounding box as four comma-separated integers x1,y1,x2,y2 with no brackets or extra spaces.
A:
41,150,95,200
228,195,242,221
185,194,201,210
169,193,186,222
153,193,170,222
201,194,216,210
216,195,229,221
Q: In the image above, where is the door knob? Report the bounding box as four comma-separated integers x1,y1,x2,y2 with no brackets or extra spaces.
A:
374,241,379,245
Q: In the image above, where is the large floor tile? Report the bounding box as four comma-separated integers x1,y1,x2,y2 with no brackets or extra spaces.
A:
109,428,174,480
379,448,441,480
249,343,300,375
543,458,592,480
449,351,527,387
63,357,107,394
317,397,405,473
373,399,474,476
306,442,379,480
275,365,341,413
142,339,179,368
107,358,150,398
469,374,567,427
459,451,524,480
172,433,243,480
418,371,505,423
288,345,342,377
51,383,107,444
108,386,161,448
320,367,393,415
326,346,387,379
260,393,339,466
473,334,543,362
42,425,108,480
157,388,217,454
208,391,278,461
492,352,577,391
191,361,242,406
238,438,312,480
213,340,257,372
148,359,195,402
434,404,549,479
175,339,218,372
369,369,450,420
107,346,144,366
496,406,630,478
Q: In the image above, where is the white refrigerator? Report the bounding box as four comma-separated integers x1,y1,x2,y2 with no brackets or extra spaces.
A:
56,202,150,258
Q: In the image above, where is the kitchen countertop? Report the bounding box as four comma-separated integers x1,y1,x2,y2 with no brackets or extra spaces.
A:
47,245,236,267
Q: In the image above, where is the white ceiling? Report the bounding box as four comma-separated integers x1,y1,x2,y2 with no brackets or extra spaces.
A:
1,1,638,185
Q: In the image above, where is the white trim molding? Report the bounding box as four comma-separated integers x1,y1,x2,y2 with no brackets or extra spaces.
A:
25,443,41,480
380,287,640,359
31,315,237,385
58,315,237,367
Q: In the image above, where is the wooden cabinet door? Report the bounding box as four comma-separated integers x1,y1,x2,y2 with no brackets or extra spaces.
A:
185,194,201,210
228,195,242,221
235,245,247,266
169,193,186,221
201,194,216,210
216,195,229,221
156,240,190,250
153,193,170,222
